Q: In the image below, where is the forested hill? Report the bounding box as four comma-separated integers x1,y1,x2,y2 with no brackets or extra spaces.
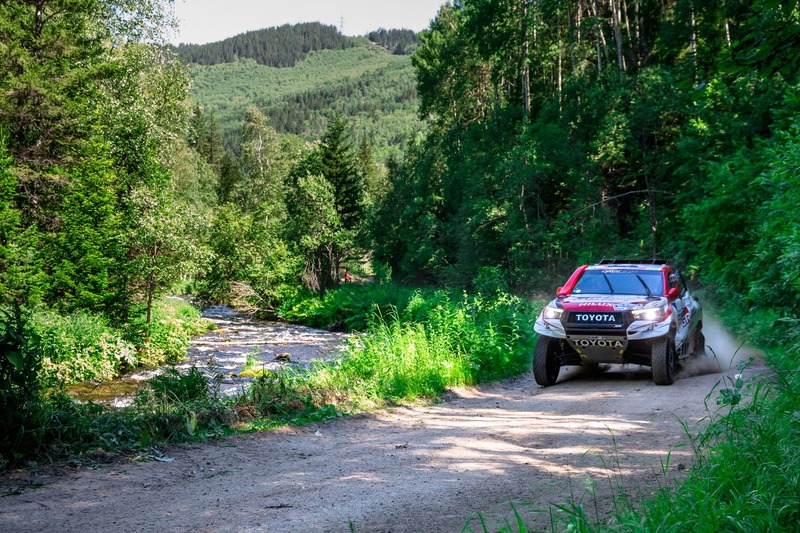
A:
173,22,354,67
174,23,421,67
189,42,423,160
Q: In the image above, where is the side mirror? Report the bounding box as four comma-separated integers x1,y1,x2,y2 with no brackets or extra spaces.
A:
667,287,679,300
556,286,567,297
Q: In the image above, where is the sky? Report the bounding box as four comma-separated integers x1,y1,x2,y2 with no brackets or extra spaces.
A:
171,0,448,45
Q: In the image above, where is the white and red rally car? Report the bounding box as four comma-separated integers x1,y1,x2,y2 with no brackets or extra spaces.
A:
533,259,704,386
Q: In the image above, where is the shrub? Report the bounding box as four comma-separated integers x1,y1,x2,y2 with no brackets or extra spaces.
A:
32,309,135,385
0,304,45,464
134,298,212,367
279,282,416,331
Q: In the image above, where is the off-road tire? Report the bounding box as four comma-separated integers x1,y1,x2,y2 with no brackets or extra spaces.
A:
533,336,560,387
694,329,706,357
652,337,677,385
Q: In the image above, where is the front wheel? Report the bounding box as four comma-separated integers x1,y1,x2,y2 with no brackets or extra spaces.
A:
533,336,560,387
652,337,677,385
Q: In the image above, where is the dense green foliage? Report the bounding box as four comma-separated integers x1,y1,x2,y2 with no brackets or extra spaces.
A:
371,0,799,322
174,22,354,66
0,0,193,325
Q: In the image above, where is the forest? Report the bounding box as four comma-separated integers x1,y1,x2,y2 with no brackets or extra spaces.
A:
173,23,420,67
173,22,356,66
0,0,798,529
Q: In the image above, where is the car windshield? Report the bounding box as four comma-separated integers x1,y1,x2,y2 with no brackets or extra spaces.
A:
572,270,663,296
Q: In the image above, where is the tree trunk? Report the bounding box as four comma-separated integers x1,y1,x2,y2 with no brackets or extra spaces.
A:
145,285,154,342
592,0,603,74
612,0,626,76
521,0,531,117
690,0,698,80
557,15,563,111
645,174,658,259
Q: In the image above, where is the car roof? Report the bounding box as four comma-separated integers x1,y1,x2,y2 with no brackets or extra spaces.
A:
587,260,670,271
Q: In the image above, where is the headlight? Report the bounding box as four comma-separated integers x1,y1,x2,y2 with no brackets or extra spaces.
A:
632,305,666,322
542,306,563,320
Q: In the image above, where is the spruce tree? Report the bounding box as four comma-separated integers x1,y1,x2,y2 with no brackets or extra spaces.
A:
318,114,364,231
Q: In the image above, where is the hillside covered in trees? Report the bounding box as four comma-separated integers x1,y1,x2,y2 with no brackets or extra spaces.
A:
174,23,420,67
181,24,424,160
173,22,354,67
366,28,421,54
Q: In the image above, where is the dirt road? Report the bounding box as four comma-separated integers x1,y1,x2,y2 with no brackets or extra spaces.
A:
0,316,761,532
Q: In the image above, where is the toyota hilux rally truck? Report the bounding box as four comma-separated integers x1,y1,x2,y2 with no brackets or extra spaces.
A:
533,259,704,386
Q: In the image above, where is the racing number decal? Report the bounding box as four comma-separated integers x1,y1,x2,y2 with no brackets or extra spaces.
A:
671,299,691,327
681,306,691,326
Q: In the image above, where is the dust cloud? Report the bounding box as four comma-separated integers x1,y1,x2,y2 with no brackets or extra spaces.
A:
680,313,761,378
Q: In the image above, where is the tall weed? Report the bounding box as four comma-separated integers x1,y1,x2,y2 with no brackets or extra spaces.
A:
331,315,473,400
285,286,537,405
0,305,46,465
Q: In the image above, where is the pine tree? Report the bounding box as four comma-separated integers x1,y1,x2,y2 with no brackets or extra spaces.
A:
318,114,364,230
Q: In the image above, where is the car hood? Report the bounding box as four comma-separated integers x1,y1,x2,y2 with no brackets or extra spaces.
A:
554,294,665,312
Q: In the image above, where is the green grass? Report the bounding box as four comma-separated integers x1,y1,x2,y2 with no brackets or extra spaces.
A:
251,285,540,415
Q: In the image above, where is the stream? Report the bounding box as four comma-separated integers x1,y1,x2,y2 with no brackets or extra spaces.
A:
68,305,351,406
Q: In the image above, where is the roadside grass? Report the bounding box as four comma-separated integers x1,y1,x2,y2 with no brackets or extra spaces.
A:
0,284,542,470
236,286,539,425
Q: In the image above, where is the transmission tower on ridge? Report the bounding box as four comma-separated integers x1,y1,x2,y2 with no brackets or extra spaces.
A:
340,14,344,34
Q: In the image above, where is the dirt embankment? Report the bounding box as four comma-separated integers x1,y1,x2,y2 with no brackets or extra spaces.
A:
0,315,761,532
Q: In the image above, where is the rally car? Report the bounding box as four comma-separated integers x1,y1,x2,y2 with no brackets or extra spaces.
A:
533,259,704,386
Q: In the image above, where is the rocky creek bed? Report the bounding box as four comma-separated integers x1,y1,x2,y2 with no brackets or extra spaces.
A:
68,305,350,405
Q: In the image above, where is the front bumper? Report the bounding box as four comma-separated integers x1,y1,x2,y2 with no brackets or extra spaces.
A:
534,312,673,365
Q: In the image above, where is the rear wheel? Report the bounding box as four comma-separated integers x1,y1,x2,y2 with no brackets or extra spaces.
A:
652,337,677,385
533,336,560,387
694,329,706,357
